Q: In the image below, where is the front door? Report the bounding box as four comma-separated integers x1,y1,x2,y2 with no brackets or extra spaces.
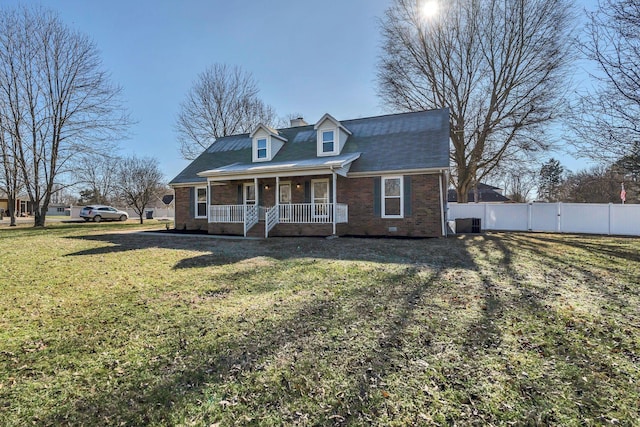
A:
243,183,256,205
311,179,329,218
279,183,291,220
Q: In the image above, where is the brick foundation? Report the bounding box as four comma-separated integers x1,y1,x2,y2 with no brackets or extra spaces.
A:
208,223,244,236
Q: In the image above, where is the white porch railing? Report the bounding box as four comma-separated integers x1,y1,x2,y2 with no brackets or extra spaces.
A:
243,205,258,236
209,203,349,236
279,203,349,224
210,205,245,223
265,206,279,238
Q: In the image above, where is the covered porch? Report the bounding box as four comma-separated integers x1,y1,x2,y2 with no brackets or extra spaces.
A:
197,153,360,237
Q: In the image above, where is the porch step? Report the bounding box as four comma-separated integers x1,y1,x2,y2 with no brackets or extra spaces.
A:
245,220,265,238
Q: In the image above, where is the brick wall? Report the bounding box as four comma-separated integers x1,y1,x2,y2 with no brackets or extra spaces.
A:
337,174,444,237
208,223,244,236
269,223,333,237
174,186,207,231
174,173,445,237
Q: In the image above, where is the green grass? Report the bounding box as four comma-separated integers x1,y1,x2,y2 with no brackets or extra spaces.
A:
0,224,639,426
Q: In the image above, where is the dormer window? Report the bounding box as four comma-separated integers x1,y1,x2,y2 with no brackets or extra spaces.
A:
250,124,287,162
256,138,268,159
315,113,352,157
322,130,335,153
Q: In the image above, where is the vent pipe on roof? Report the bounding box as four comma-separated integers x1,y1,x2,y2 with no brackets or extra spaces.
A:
290,117,308,127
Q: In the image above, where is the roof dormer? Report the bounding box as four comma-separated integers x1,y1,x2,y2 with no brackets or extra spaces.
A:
314,113,352,157
250,124,287,162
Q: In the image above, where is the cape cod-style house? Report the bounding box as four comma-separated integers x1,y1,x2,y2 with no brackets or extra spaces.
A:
169,108,450,238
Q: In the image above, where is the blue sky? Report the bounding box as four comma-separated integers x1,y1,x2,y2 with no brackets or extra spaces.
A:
3,0,599,182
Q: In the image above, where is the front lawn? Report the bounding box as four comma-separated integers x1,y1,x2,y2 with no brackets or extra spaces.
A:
0,225,638,426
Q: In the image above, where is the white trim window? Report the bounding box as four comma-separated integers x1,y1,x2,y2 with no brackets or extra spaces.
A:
382,176,403,218
317,127,338,156
195,187,207,218
322,130,335,153
256,138,268,160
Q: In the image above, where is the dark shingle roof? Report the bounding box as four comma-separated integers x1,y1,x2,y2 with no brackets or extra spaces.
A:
169,108,450,185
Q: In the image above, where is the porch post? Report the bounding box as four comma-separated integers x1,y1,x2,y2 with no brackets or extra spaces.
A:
276,176,280,208
254,177,259,207
207,179,211,223
332,171,337,235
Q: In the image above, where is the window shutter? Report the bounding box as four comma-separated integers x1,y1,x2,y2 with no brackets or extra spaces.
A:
404,176,412,217
373,177,381,217
237,185,243,204
258,184,264,206
304,181,311,203
189,187,195,218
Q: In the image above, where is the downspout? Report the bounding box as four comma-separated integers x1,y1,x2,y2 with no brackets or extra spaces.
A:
331,168,337,235
273,176,280,238
439,169,447,237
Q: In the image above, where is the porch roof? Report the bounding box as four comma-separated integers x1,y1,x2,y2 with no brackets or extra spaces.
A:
198,152,361,180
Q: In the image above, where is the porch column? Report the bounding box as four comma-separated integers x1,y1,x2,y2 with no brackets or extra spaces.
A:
332,171,337,235
207,179,211,223
276,176,280,208
254,177,259,207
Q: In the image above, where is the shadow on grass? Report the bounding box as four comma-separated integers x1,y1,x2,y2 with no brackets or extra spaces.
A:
503,233,639,310
63,232,455,268
34,232,639,424
457,233,639,423
38,265,441,426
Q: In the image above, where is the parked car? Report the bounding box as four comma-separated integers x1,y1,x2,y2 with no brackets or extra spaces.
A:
80,206,128,222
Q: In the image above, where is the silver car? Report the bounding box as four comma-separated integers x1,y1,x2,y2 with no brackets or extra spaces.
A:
80,205,128,222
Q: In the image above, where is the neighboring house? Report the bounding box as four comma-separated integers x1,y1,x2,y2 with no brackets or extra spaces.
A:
447,183,511,203
46,203,71,216
169,109,450,238
0,193,34,216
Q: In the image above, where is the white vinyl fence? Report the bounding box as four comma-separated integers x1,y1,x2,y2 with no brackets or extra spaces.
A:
448,202,640,236
69,206,174,219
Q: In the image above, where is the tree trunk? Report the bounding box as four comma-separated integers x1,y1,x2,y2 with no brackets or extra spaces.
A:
456,181,471,203
33,208,46,227
138,214,144,224
7,196,16,226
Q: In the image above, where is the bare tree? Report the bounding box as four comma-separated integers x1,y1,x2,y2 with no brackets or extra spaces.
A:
378,0,575,202
560,165,627,203
176,64,277,160
116,156,163,224
0,116,20,226
570,0,640,162
497,165,537,203
73,153,121,205
0,6,129,227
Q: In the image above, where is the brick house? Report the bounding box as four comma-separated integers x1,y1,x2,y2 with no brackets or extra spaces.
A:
169,108,450,238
